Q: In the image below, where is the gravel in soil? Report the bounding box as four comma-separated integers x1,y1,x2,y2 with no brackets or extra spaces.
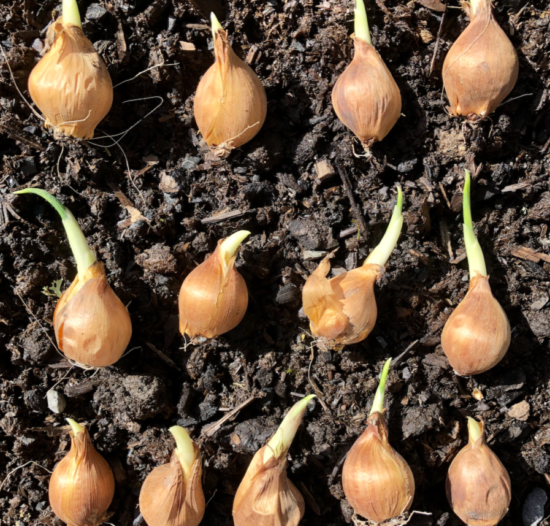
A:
1,0,550,525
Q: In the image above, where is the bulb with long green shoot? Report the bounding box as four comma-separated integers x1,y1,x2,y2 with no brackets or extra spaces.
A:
28,0,113,139
331,0,402,153
302,187,404,346
15,189,132,368
139,426,205,526
342,359,415,523
233,395,316,526
441,171,510,376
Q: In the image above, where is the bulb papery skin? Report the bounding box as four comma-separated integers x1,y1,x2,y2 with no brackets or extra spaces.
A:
342,412,415,523
441,274,510,376
53,261,132,368
49,425,115,526
446,422,511,526
28,17,113,139
332,37,402,148
139,444,205,526
179,238,248,339
302,256,382,345
232,445,305,526
442,0,518,119
194,25,267,158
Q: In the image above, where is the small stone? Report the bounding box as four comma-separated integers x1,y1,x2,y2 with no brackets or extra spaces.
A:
86,4,108,21
522,488,547,526
508,400,530,421
47,389,66,414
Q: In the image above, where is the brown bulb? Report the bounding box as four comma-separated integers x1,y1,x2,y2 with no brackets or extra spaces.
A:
302,257,381,345
446,418,511,526
54,262,132,368
442,0,518,119
233,395,315,526
28,16,113,139
194,14,267,158
441,274,510,376
139,427,205,526
332,37,401,150
179,231,249,339
343,412,415,523
49,420,115,526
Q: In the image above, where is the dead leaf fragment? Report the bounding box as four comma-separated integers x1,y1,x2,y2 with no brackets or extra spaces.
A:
416,0,446,12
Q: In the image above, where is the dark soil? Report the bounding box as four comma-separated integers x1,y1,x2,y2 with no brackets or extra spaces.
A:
1,0,550,525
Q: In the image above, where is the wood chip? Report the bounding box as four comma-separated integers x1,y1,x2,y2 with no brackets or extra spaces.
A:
508,400,530,421
179,41,196,52
201,209,245,224
314,160,335,182
512,246,541,263
416,0,446,11
108,182,149,229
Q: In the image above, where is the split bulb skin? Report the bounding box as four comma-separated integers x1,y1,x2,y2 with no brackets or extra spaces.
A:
14,188,132,368
446,418,511,526
342,360,415,523
233,395,316,526
442,0,519,119
441,170,510,376
139,427,205,526
179,231,250,339
331,0,401,149
49,419,115,526
302,188,403,346
194,13,267,158
28,0,113,139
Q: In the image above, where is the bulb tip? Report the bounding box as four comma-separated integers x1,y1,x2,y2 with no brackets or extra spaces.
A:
66,418,84,435
467,417,483,442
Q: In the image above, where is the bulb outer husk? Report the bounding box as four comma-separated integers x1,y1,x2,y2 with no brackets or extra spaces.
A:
194,23,267,158
54,261,132,367
446,419,511,526
442,0,519,119
303,256,381,345
342,412,415,523
28,17,113,139
139,442,205,526
179,236,248,339
233,445,305,526
49,423,115,526
441,274,510,376
332,37,402,148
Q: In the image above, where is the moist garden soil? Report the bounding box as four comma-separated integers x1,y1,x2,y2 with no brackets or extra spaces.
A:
1,0,550,525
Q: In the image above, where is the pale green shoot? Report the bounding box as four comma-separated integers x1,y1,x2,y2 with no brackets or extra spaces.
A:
365,187,403,267
15,189,97,279
354,0,372,45
463,170,487,278
264,394,316,463
467,417,483,443
62,0,82,28
67,418,84,434
169,426,196,480
370,358,391,415
220,230,250,265
211,11,223,40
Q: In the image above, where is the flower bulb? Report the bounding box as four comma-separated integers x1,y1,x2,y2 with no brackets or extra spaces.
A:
302,188,403,346
15,189,132,368
49,419,115,526
139,426,205,526
442,0,518,119
332,0,401,151
194,13,267,158
441,171,510,375
179,230,250,339
343,360,415,523
233,395,315,526
446,418,511,526
28,0,113,139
